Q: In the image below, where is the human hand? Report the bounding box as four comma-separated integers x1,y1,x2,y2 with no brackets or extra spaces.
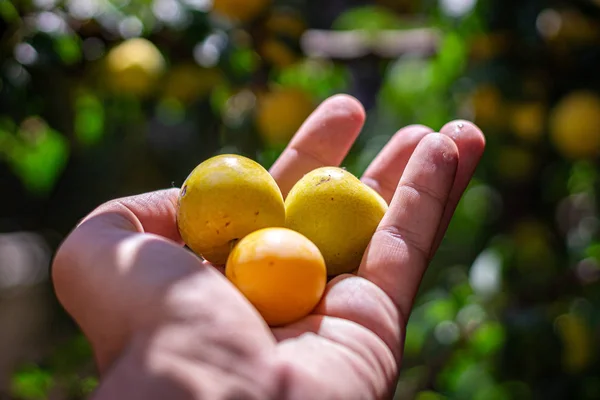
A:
52,94,485,400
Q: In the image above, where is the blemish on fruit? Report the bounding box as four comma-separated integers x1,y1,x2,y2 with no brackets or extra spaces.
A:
269,261,274,266
330,197,334,201
225,221,230,227
181,185,187,197
255,211,260,216
216,229,220,234
316,176,331,186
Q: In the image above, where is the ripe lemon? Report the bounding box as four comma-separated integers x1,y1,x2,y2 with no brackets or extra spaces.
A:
105,38,166,97
549,91,600,159
226,227,327,326
177,154,285,265
256,87,315,146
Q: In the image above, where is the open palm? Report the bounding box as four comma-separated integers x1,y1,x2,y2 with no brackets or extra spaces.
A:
52,95,485,399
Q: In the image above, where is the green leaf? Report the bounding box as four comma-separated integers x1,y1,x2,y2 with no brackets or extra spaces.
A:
470,321,506,356
404,319,427,356
228,47,260,78
432,32,468,88
424,298,458,325
75,93,105,146
54,35,82,65
568,160,597,194
8,119,69,196
0,0,19,22
380,56,435,111
415,391,448,400
274,59,350,100
11,366,53,400
332,6,406,31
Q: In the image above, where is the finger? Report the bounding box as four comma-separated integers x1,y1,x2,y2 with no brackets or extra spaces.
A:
269,94,366,197
81,188,183,244
361,125,434,203
431,120,486,256
358,133,459,319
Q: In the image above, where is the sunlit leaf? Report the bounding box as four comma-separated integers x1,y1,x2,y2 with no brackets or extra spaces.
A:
404,318,428,356
470,321,505,356
332,5,406,31
432,32,468,88
54,35,82,65
274,59,350,100
424,298,458,325
210,82,235,116
75,93,105,146
474,384,509,400
415,390,448,400
8,118,69,195
11,366,53,400
568,160,597,194
228,47,260,78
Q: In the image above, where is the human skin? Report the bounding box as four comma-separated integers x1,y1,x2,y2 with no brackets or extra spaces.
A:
51,94,485,400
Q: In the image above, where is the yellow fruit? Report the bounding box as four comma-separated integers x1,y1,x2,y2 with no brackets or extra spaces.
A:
256,87,315,146
226,227,327,326
163,64,222,103
211,0,270,23
549,91,600,159
105,38,166,96
285,167,388,276
469,33,509,61
265,11,307,38
509,102,546,142
471,84,504,128
542,9,600,45
259,38,299,68
555,313,593,373
177,154,285,265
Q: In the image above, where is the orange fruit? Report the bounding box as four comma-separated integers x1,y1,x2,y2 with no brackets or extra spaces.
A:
226,227,327,326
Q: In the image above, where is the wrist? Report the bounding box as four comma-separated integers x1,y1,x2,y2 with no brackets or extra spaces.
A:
91,326,282,400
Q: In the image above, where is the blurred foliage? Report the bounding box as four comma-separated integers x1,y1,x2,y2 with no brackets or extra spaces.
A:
1,0,600,399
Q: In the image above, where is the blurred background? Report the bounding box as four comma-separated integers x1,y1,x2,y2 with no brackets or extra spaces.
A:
1,0,600,398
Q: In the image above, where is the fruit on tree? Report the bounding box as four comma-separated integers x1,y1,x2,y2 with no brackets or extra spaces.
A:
105,38,166,97
256,87,315,146
549,90,600,159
